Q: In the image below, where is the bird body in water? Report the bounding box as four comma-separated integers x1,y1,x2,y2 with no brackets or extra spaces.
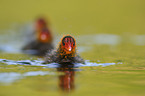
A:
22,18,53,56
45,35,85,64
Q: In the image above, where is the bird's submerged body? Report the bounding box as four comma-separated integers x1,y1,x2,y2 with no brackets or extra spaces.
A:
23,40,53,56
45,35,85,64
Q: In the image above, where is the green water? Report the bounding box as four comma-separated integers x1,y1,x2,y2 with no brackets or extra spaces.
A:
0,44,145,96
0,0,145,96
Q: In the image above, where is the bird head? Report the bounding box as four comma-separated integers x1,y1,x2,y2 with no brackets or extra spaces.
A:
38,28,52,43
60,35,76,55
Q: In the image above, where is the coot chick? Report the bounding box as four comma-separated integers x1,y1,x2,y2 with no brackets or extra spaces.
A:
22,28,53,56
45,35,84,64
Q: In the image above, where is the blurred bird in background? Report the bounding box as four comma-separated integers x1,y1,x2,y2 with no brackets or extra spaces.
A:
22,17,54,56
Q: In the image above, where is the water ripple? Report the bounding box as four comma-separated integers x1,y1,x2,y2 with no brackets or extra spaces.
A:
0,59,122,68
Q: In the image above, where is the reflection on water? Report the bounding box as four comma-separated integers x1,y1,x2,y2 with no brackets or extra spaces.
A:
132,35,145,46
0,23,34,53
0,63,78,93
0,72,22,84
0,23,145,54
0,71,54,85
0,33,122,53
76,34,121,46
57,64,79,92
58,70,75,92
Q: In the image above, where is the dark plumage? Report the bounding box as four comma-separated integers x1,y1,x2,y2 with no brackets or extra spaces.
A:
22,40,53,56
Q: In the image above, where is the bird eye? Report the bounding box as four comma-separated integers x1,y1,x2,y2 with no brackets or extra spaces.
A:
73,42,75,46
62,40,65,45
62,42,65,45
